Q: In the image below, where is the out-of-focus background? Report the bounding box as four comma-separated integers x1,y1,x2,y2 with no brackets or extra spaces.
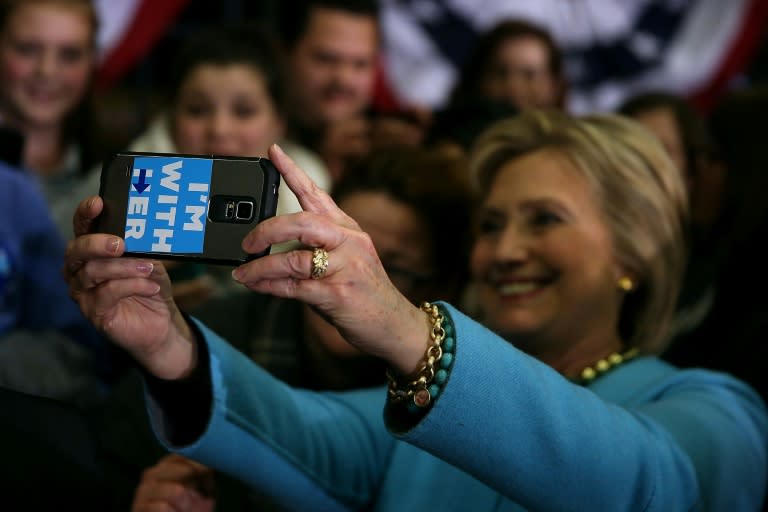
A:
93,0,768,152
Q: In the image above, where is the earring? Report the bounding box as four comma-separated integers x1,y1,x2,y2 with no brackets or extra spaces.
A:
617,276,634,292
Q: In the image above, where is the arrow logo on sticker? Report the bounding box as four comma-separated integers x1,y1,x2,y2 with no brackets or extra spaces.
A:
133,168,150,193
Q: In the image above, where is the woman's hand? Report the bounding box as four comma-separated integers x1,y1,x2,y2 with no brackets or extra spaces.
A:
231,144,427,375
132,454,215,512
64,196,197,380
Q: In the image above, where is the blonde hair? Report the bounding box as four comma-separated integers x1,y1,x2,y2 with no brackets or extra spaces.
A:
470,110,688,353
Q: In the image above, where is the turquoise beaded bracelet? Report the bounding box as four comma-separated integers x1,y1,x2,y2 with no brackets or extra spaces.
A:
386,302,456,412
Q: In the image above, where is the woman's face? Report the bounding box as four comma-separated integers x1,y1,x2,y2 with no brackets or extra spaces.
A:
172,64,285,157
470,149,624,357
306,190,435,357
0,2,94,128
481,35,559,111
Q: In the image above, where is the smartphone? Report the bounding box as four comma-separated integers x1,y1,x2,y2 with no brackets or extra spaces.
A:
95,151,280,265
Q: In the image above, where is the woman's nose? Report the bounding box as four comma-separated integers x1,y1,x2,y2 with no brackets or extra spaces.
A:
494,224,529,262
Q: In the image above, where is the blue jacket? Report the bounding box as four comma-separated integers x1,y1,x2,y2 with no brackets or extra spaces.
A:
0,163,106,357
151,304,767,511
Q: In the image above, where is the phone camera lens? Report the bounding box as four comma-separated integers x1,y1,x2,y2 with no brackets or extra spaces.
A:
235,201,254,220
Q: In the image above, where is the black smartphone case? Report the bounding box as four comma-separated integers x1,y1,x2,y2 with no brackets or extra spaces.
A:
95,151,280,265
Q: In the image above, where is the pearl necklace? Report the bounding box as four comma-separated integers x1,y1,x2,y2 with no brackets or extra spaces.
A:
574,348,640,385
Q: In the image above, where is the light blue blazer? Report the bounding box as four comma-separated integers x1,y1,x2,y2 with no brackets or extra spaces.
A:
149,304,768,511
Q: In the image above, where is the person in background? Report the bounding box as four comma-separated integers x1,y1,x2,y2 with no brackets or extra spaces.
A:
66,112,766,510
278,0,429,181
128,21,330,222
618,91,723,234
662,86,768,406
426,96,519,159
0,161,108,407
447,18,567,113
101,147,473,511
617,91,724,343
66,21,333,309
0,0,109,239
0,386,109,511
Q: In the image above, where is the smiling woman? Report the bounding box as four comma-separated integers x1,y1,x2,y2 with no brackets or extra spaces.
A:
64,115,767,511
0,0,113,239
471,149,625,367
469,112,687,362
0,0,96,137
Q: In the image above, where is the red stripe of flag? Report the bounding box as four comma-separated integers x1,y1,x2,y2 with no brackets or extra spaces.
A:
690,0,768,113
95,0,191,90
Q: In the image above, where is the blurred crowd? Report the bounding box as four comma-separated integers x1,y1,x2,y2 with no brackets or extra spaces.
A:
0,1,766,511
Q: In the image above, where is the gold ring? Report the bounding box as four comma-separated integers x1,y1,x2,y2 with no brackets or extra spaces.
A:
310,248,329,279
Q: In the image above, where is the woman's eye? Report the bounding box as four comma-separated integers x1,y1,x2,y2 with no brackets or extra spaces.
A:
476,216,503,235
233,104,257,119
530,210,562,227
180,104,208,117
59,46,87,64
12,41,39,57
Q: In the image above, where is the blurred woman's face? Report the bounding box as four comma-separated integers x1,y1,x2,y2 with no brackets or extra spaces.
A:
470,149,625,358
481,36,559,111
172,64,285,157
0,2,94,128
631,107,689,188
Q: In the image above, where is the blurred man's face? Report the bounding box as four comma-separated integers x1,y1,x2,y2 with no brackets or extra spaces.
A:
288,7,378,127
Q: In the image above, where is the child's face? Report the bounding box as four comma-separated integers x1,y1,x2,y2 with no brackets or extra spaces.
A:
172,63,286,158
0,2,94,127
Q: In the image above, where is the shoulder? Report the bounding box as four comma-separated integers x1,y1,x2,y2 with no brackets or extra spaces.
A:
596,356,765,408
601,357,767,471
0,163,50,219
128,115,176,154
608,358,768,509
0,162,38,192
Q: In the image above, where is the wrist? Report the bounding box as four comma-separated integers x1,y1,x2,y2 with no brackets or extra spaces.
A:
387,302,456,411
138,314,198,380
387,303,432,376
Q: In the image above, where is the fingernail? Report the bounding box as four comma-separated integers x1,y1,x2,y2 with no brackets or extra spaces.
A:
107,237,120,254
232,267,243,282
272,143,284,156
86,197,94,210
136,262,153,274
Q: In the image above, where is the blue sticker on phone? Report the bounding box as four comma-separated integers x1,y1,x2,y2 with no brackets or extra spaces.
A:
123,156,212,254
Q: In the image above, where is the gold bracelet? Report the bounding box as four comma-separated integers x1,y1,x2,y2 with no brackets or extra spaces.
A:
386,302,449,409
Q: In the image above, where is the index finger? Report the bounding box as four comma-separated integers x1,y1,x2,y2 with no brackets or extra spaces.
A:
268,143,348,223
